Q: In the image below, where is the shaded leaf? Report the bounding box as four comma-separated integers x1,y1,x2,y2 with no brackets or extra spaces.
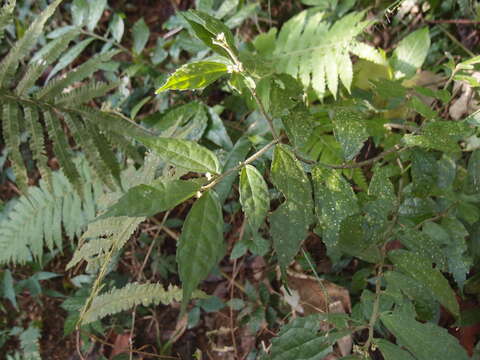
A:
137,136,220,174
177,191,225,313
100,179,204,218
375,339,415,360
239,165,269,233
332,109,368,161
380,313,469,360
132,18,150,55
389,250,459,317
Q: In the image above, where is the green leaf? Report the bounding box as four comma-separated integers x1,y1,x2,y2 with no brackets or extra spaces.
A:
205,106,233,150
182,10,237,58
109,13,124,42
270,145,313,269
156,61,228,93
100,179,203,218
71,0,88,26
332,109,369,161
375,339,415,360
389,250,459,318
177,190,225,313
3,269,18,310
2,102,28,192
313,167,359,259
87,0,107,31
391,27,430,79
46,37,95,82
380,313,469,360
239,165,269,233
466,149,480,193
215,136,251,204
384,270,437,321
132,18,150,55
137,136,220,174
268,315,335,360
338,214,381,263
403,121,470,153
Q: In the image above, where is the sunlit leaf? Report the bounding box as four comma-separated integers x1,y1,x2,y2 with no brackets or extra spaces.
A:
156,61,228,93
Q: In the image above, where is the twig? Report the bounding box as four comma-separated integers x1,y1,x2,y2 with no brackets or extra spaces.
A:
436,24,475,57
213,35,280,140
296,145,405,169
201,138,280,191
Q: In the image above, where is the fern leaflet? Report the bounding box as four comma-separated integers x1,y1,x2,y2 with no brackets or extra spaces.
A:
82,283,204,324
0,157,103,264
273,10,384,99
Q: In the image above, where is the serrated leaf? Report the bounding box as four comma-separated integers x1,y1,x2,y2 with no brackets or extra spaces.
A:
384,270,437,321
87,0,107,31
182,10,237,58
338,214,381,263
270,145,313,269
110,13,124,42
71,0,88,26
332,109,368,161
137,136,220,174
239,165,269,233
132,18,150,55
389,250,459,318
403,121,470,153
391,27,430,79
100,179,204,218
156,61,228,93
313,167,359,260
177,190,225,313
268,315,338,360
380,313,469,360
375,339,415,360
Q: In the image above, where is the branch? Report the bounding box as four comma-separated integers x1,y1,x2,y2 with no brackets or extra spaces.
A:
295,145,405,169
201,138,280,192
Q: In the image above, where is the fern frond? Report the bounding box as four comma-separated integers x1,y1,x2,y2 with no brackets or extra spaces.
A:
18,325,41,360
67,154,160,271
36,50,119,101
43,110,82,193
62,112,116,189
15,30,78,96
77,106,150,139
56,81,118,107
23,105,50,188
2,101,28,191
0,0,15,40
82,283,196,324
0,0,63,86
273,10,384,99
85,121,122,185
0,157,102,264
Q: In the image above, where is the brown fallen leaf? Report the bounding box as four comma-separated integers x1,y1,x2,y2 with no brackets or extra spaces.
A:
110,332,131,359
281,271,353,359
285,274,351,315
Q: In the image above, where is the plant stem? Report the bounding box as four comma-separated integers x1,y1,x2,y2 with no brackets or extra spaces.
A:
215,36,280,141
296,144,405,169
201,138,280,192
